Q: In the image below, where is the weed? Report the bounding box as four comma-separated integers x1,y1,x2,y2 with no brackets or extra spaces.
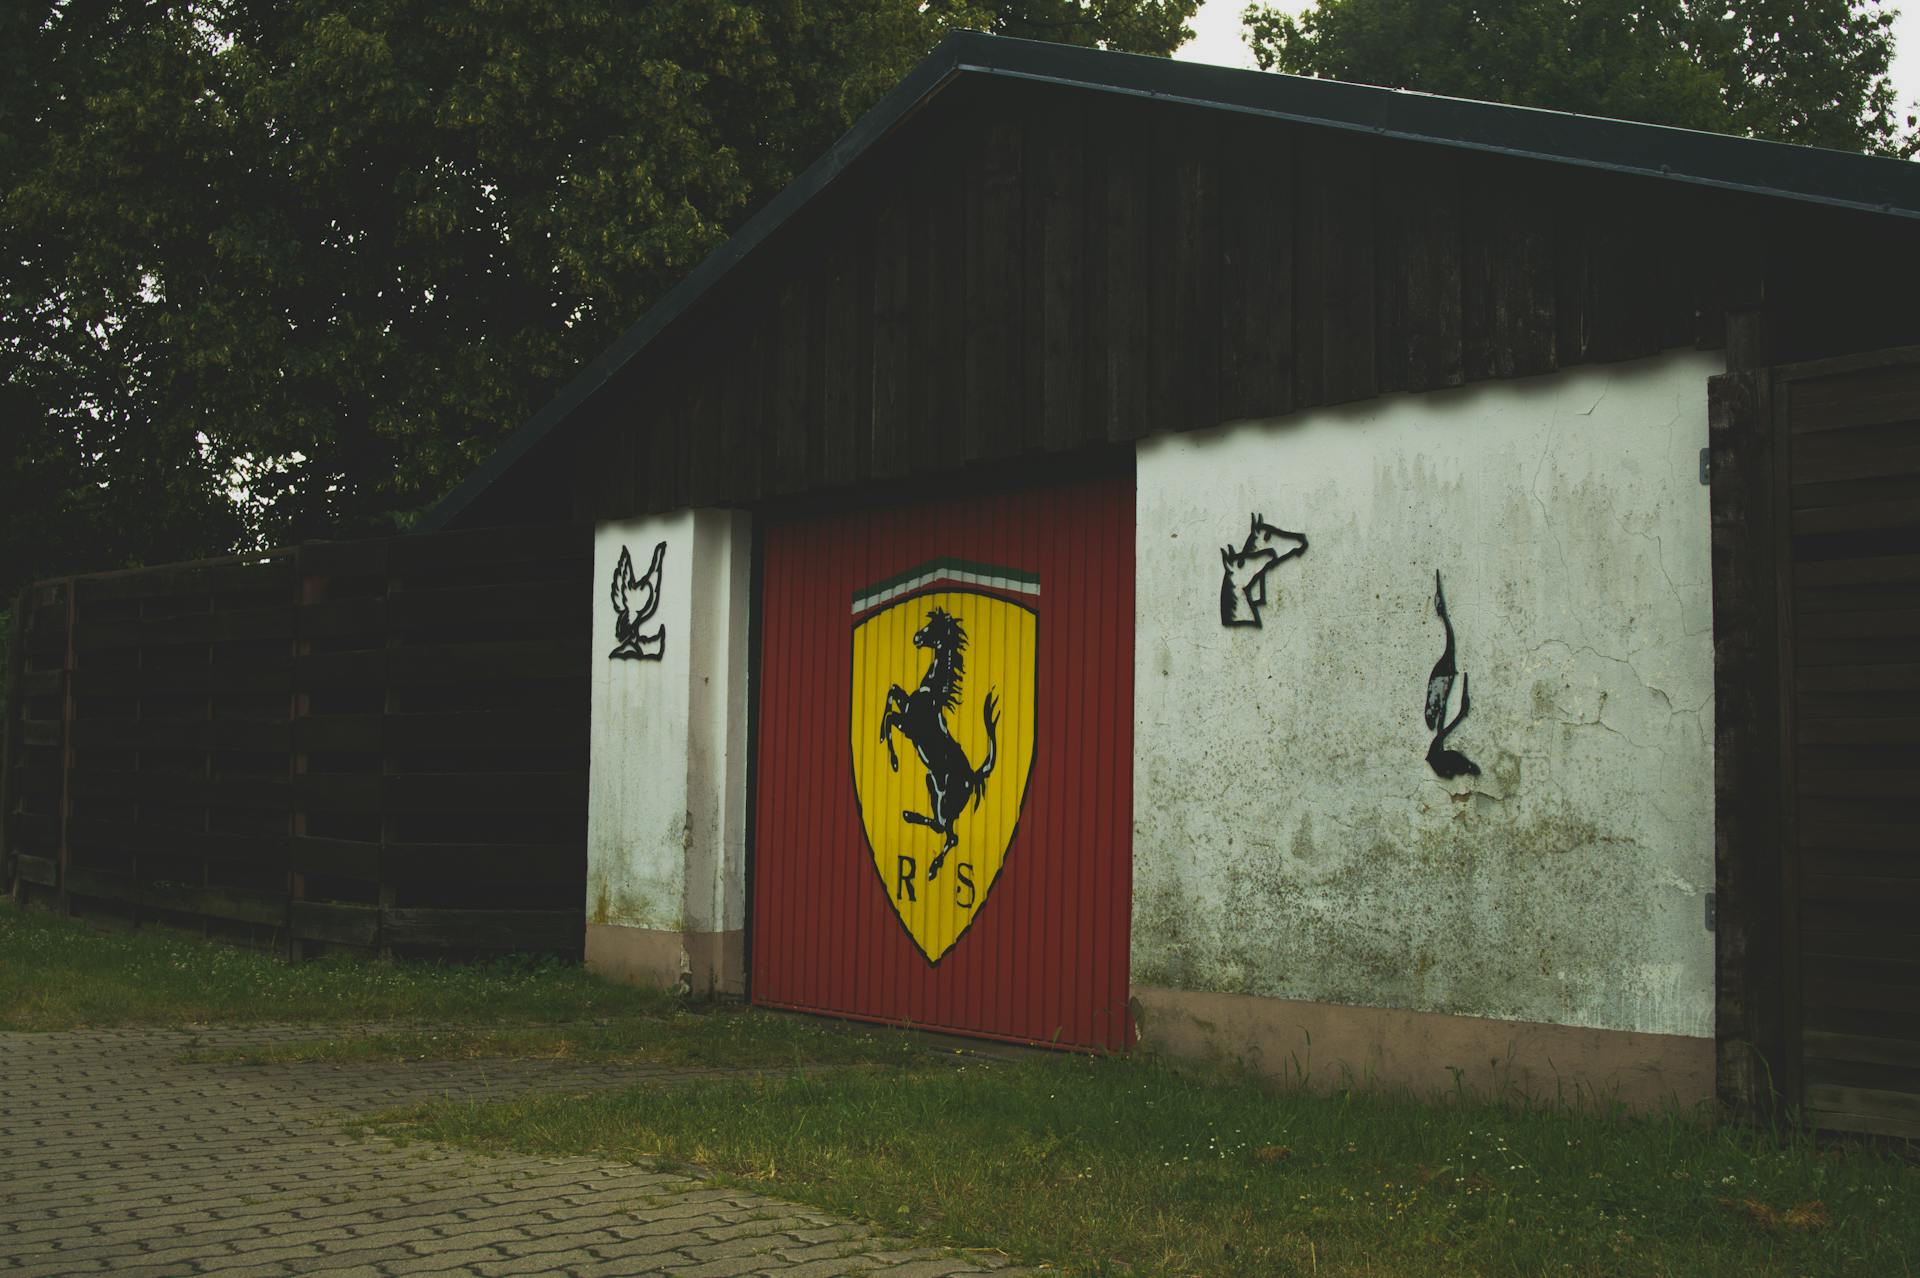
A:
0,898,913,1068
373,1053,1920,1277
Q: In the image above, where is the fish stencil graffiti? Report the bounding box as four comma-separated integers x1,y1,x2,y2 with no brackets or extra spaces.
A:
609,541,667,660
1220,513,1308,626
1424,569,1480,779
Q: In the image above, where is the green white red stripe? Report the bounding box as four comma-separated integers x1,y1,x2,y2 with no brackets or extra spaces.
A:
851,557,1041,615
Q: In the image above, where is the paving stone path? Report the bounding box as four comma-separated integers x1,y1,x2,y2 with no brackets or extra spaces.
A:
0,1028,1028,1278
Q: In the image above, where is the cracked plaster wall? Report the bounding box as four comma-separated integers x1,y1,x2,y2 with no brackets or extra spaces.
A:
587,510,751,937
1132,352,1718,1039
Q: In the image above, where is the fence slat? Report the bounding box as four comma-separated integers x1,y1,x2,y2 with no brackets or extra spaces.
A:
383,908,584,951
1,591,24,888
13,525,589,955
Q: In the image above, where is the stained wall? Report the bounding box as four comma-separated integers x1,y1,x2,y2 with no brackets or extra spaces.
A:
1131,352,1719,1046
586,508,751,994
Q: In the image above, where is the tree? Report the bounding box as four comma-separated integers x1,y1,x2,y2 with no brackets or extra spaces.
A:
2,2,246,588
960,0,1202,51
1,0,1198,597
1242,0,1916,157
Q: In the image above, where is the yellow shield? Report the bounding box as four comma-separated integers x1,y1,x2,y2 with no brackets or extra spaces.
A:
850,565,1038,964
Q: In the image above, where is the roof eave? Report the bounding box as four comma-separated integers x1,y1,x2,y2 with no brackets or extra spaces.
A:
419,30,1920,532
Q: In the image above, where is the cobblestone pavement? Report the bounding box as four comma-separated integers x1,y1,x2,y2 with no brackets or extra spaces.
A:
0,1028,1027,1277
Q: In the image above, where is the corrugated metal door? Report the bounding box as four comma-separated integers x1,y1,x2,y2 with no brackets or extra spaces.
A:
751,475,1134,1050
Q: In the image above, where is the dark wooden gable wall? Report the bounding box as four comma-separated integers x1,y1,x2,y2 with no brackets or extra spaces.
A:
446,75,1920,528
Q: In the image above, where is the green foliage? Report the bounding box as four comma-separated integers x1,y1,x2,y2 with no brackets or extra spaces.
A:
1243,0,1917,157
387,1057,1920,1276
957,0,1200,51
1,0,1197,599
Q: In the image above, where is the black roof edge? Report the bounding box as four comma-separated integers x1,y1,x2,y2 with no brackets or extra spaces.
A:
418,30,1920,532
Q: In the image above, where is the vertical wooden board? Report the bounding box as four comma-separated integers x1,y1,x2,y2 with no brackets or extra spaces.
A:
1,591,24,886
1313,131,1374,404
718,311,768,505
682,361,721,510
1486,158,1558,379
611,387,649,519
1026,97,1087,454
1091,98,1154,443
822,227,871,489
1551,168,1593,368
646,355,692,517
671,364,698,514
1291,130,1327,408
1370,140,1412,398
1374,140,1462,395
1294,130,1376,408
594,398,632,521
1685,191,1736,353
1460,162,1497,383
1657,186,1712,352
1151,107,1221,437
1770,364,1806,1111
805,260,832,489
870,191,913,481
1217,117,1294,422
965,109,1024,463
914,115,969,478
773,279,812,494
1579,182,1666,364
637,374,676,517
1709,369,1790,1120
1081,113,1112,439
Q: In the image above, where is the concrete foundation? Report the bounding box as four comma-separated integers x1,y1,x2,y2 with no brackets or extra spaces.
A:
1133,985,1714,1111
585,923,747,997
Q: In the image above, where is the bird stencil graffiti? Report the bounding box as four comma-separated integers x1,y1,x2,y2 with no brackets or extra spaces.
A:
609,541,667,660
1424,569,1480,779
1219,513,1309,627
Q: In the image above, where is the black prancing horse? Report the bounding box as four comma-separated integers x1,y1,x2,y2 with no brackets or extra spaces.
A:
879,607,999,883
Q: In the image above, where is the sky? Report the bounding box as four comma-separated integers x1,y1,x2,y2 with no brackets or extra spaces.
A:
1173,0,1920,128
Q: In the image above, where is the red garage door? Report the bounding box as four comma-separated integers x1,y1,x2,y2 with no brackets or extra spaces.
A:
751,475,1134,1050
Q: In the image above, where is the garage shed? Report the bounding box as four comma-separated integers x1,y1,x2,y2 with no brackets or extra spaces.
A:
422,34,1920,1135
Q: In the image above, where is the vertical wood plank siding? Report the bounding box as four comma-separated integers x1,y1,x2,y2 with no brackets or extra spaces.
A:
522,80,1920,526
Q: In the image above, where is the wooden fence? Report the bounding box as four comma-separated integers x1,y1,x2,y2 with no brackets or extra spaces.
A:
1,523,590,957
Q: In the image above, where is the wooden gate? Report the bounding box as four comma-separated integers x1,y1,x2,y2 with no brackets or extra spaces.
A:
750,476,1134,1050
1713,346,1920,1138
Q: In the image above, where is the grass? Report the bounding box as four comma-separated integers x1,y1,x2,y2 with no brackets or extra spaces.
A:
372,1058,1920,1277
0,898,909,1067
176,1017,922,1070
9,897,1917,1275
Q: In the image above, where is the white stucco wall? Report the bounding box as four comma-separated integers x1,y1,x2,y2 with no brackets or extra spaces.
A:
1132,352,1719,1039
587,509,750,936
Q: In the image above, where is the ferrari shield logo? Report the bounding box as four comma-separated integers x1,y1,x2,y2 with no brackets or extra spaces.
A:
850,559,1038,964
